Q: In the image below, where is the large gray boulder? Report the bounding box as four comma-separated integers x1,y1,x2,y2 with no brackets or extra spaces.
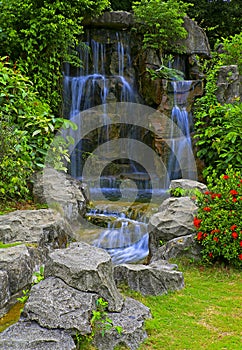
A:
114,262,184,296
0,321,76,350
0,245,34,296
0,209,72,248
23,277,98,334
149,197,197,258
93,297,151,350
33,167,89,223
45,242,124,312
151,234,202,262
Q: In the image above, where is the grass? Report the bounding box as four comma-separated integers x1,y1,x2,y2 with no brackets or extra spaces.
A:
77,260,242,350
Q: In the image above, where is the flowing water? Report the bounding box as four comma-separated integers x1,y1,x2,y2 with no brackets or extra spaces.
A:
63,33,196,264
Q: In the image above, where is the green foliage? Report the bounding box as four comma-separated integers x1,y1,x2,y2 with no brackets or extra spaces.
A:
91,298,123,337
147,66,184,81
182,0,242,48
194,33,242,178
216,32,242,75
132,0,190,53
0,58,72,201
17,265,45,304
110,0,133,11
0,0,110,115
194,168,242,269
169,187,199,198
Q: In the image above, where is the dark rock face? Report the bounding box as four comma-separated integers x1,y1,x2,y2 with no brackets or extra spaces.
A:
215,65,240,104
83,11,134,29
0,321,76,350
114,262,184,296
45,242,124,312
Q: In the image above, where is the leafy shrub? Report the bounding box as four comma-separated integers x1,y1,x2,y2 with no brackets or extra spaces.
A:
132,0,190,52
0,58,69,200
110,0,133,11
216,32,242,75
0,0,110,115
194,168,242,269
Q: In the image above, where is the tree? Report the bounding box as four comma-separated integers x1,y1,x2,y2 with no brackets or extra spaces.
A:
0,0,110,115
181,0,242,48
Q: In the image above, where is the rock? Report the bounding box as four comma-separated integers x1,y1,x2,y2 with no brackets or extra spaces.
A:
0,209,72,248
0,320,76,350
83,11,134,29
45,242,124,312
151,234,202,262
149,197,197,258
215,65,240,104
33,167,89,223
93,297,151,350
0,270,10,310
181,17,211,57
169,179,208,193
0,245,34,296
114,262,184,296
23,277,97,334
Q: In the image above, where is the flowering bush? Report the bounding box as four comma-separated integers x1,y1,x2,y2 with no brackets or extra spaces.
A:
194,168,242,269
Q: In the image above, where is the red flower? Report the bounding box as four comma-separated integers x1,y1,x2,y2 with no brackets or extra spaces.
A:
213,237,219,242
194,217,202,228
204,191,212,195
230,225,237,230
203,233,208,238
211,229,220,234
209,252,213,258
240,241,242,247
232,197,237,202
197,232,203,241
203,207,211,212
231,232,238,239
240,179,242,183
223,175,229,179
230,189,238,195
211,193,222,199
238,254,242,261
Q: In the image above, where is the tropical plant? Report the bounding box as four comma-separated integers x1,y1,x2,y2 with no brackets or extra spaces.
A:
194,168,242,268
132,0,190,53
0,58,74,200
0,0,110,115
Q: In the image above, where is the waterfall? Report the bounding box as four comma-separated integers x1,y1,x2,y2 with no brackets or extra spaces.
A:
168,80,195,180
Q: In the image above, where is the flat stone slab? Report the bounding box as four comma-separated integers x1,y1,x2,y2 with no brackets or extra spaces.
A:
45,242,124,312
93,297,151,350
0,320,76,350
114,262,184,296
23,277,98,334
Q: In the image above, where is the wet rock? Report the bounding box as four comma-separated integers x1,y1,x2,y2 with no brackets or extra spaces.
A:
114,262,184,296
0,320,76,350
93,297,151,350
151,234,202,262
149,197,198,258
83,11,134,29
33,167,89,223
23,277,97,334
45,242,124,312
0,209,72,248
